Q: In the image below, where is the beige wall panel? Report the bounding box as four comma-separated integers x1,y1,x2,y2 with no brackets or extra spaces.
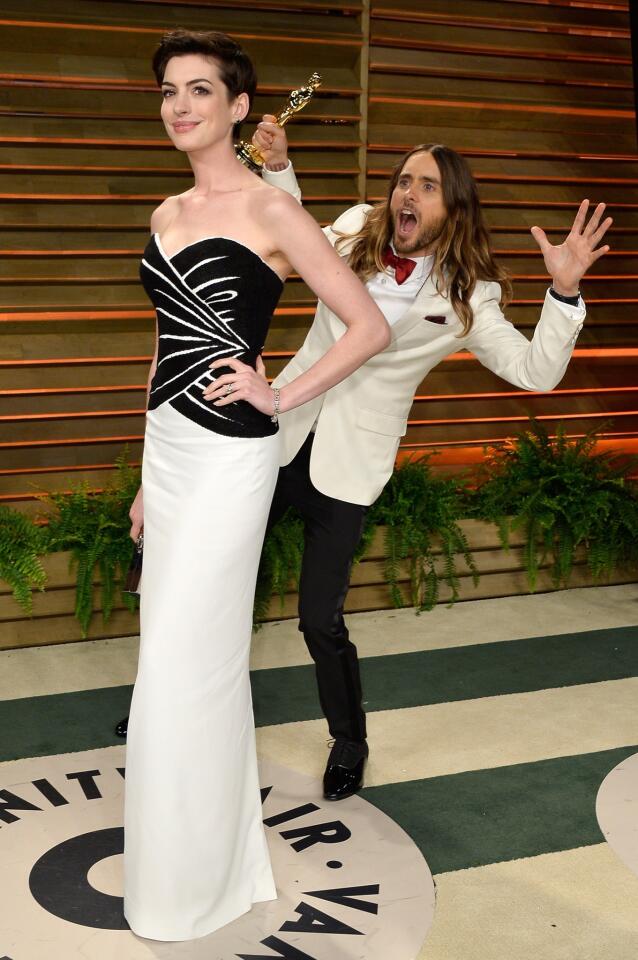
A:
0,611,141,649
3,568,635,649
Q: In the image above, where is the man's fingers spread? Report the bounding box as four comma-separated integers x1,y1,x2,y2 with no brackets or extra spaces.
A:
573,198,590,233
583,202,606,237
530,225,551,251
591,244,610,262
590,216,613,246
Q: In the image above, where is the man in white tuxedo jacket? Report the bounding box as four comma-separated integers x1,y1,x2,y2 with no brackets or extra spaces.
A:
258,123,611,800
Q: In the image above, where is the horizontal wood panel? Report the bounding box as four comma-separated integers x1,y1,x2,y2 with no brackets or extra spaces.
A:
372,1,628,31
369,74,634,111
8,411,638,450
2,542,635,649
367,120,638,156
5,559,637,649
0,0,635,514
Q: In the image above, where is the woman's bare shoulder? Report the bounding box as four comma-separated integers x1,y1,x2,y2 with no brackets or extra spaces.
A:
149,193,189,234
253,176,302,212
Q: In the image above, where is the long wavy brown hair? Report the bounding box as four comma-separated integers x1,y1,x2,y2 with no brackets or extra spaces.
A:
336,144,512,335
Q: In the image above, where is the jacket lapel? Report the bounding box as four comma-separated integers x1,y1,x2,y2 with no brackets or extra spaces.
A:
389,275,444,342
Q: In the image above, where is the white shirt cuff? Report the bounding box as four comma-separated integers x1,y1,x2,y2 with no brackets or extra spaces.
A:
547,287,586,321
262,159,292,175
261,160,302,203
546,287,586,345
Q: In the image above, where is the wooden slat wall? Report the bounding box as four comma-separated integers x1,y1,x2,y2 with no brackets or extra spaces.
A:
0,0,365,510
0,0,636,514
368,0,637,469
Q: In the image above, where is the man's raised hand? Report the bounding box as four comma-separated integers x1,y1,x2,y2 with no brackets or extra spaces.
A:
531,200,612,297
252,114,289,171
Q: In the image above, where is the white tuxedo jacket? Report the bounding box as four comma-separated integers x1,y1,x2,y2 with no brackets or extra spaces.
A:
270,200,585,506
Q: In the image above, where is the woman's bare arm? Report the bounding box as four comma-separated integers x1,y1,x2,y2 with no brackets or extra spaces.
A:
129,206,167,539
206,191,390,415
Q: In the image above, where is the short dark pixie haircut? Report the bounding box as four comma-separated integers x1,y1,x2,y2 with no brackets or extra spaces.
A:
152,29,257,138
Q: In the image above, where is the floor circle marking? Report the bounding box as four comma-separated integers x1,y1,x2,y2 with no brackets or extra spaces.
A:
0,746,435,959
596,750,638,881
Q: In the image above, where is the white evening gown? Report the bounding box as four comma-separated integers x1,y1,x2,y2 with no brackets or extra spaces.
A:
123,234,283,940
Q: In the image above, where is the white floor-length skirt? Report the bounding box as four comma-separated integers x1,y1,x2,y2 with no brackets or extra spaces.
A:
123,402,279,941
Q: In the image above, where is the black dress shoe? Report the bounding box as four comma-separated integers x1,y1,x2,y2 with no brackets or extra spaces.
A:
115,716,129,738
323,738,368,801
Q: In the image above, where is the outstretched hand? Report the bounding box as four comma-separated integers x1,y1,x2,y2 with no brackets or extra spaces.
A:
531,200,612,297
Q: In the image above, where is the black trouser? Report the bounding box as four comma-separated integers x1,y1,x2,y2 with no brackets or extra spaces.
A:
266,434,368,743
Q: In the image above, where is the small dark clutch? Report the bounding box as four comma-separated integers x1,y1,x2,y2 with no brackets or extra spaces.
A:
124,532,144,595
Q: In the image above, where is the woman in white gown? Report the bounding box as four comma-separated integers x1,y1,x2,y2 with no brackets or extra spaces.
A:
123,29,390,942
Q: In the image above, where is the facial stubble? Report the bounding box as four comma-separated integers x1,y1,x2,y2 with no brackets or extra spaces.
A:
393,212,447,256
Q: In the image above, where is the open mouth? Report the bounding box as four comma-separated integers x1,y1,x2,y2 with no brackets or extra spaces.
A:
397,209,417,237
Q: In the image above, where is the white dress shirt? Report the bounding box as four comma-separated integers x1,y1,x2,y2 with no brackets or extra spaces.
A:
370,246,585,330
367,250,434,326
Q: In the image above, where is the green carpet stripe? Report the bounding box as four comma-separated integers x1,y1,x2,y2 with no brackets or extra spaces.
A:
252,624,638,726
1,625,637,761
1,685,133,763
2,692,635,876
362,744,638,874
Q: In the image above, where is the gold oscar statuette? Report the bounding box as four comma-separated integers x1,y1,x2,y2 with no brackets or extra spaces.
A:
236,72,322,172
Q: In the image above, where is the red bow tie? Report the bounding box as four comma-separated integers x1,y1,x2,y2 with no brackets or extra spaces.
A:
382,246,417,285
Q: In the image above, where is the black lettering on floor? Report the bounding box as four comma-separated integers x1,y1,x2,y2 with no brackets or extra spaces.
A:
280,902,362,935
32,778,68,807
0,789,41,824
29,827,129,930
264,804,320,828
236,935,318,960
280,820,351,852
66,770,102,800
304,884,380,915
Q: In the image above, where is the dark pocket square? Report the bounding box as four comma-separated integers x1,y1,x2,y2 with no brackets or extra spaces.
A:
424,315,447,325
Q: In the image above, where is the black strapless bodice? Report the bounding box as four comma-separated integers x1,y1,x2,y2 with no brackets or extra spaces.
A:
140,234,283,437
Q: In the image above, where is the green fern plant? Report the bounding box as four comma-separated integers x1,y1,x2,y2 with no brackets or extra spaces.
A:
367,454,477,610
254,509,305,627
41,453,141,636
0,505,47,613
472,420,638,590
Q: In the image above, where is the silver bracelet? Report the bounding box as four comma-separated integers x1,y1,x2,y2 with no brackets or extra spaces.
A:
270,387,281,424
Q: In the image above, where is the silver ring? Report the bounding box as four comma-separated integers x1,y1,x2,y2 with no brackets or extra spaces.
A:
225,383,234,396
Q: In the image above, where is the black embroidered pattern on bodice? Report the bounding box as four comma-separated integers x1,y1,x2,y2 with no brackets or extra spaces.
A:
140,235,283,437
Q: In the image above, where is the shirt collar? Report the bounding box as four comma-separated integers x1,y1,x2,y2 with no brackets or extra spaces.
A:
388,241,433,283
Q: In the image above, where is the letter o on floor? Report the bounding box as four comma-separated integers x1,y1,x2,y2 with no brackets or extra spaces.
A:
29,827,129,930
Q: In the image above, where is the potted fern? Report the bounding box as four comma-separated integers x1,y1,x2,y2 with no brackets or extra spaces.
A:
471,420,638,590
41,454,141,636
0,506,47,614
366,453,477,610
